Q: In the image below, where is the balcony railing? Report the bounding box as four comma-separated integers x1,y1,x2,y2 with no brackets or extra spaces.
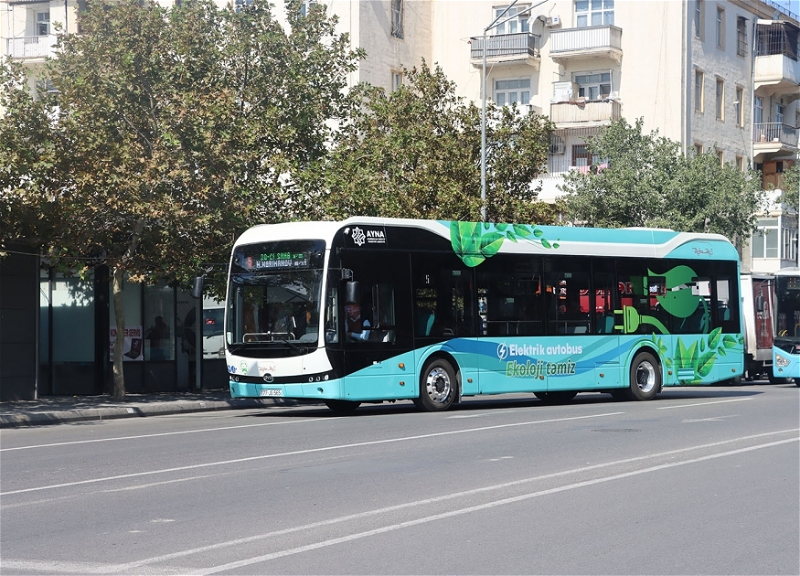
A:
470,32,540,66
753,122,798,149
4,36,57,59
756,22,799,60
549,25,623,63
550,100,621,124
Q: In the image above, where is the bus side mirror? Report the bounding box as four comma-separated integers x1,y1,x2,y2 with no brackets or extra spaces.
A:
345,281,360,304
192,276,204,299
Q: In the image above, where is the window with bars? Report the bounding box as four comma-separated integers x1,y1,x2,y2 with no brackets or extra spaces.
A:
736,17,747,56
391,0,404,39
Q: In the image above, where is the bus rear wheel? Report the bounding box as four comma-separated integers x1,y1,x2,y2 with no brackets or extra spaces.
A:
325,400,361,414
414,358,457,412
625,351,661,401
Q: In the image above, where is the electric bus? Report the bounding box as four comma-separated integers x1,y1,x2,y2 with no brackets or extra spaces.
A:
222,218,745,412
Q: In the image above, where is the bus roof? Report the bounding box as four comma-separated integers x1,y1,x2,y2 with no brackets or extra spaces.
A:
232,217,739,262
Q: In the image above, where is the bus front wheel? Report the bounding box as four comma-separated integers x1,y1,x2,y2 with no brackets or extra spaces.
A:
415,358,457,412
625,351,661,401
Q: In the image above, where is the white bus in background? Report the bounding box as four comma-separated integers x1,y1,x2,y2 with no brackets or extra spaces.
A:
741,269,800,384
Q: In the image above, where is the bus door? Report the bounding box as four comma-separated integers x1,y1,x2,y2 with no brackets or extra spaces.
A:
476,255,547,394
333,251,413,401
411,253,479,395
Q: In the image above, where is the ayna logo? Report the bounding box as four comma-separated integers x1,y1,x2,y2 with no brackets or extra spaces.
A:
496,342,509,360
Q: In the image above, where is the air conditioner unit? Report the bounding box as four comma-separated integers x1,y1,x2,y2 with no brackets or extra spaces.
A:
546,15,561,27
553,81,578,102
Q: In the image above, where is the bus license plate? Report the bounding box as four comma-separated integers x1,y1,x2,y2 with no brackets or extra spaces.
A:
259,389,282,397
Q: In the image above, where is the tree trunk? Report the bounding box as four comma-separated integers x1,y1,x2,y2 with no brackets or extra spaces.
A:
111,265,126,400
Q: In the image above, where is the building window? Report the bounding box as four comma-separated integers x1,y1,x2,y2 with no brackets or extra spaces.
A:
695,0,704,39
391,0,404,39
776,101,785,124
716,6,724,48
752,218,779,259
783,226,796,262
36,11,50,36
494,78,531,105
494,4,530,34
754,96,763,123
735,86,744,127
571,144,601,167
695,69,704,113
736,16,747,56
735,155,744,171
716,77,724,120
391,70,403,92
575,71,611,100
300,0,316,16
717,149,724,166
694,143,703,156
576,0,614,27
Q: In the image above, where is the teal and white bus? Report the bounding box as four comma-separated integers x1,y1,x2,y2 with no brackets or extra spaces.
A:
771,268,800,383
222,218,744,412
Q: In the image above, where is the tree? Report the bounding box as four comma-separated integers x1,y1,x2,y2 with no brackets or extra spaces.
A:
777,163,799,214
560,118,767,241
0,0,361,399
321,61,561,224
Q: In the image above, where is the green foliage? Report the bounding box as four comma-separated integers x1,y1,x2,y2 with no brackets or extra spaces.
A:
778,163,799,213
0,0,361,396
560,118,767,241
321,61,561,224
0,0,361,285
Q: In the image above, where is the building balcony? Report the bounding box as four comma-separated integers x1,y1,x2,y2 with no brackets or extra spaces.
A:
470,33,541,69
4,36,57,60
753,122,798,154
549,99,620,126
755,21,800,98
549,25,622,64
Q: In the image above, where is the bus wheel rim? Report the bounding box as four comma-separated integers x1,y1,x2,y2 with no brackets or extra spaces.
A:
425,367,451,403
636,360,657,393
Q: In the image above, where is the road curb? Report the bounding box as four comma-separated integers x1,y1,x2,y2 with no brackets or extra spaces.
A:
0,398,299,428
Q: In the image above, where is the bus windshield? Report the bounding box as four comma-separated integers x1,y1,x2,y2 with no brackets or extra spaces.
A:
775,275,800,339
226,240,325,353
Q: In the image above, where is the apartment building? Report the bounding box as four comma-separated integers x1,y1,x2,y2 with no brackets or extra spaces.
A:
1,0,798,398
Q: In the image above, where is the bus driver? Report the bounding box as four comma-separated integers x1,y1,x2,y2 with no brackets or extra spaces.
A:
345,300,371,342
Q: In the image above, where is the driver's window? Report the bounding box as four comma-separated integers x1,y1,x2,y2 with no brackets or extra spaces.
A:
325,276,340,344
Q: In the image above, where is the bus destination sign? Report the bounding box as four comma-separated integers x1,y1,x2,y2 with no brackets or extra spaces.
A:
253,251,309,269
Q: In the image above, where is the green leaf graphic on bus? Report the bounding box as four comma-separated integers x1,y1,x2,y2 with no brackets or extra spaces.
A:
649,265,701,318
673,329,743,383
449,221,558,267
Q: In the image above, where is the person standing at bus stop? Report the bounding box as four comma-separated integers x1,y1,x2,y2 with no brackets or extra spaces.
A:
345,300,370,342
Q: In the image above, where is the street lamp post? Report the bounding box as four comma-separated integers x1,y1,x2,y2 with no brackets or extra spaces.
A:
480,0,548,221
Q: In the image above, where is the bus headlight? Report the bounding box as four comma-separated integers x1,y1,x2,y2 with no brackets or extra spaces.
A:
775,354,790,368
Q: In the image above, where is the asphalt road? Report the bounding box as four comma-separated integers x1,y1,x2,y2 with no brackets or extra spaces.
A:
1,383,798,575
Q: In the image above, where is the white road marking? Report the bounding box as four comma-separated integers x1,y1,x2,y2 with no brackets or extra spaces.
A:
0,412,623,496
657,397,753,409
4,430,796,575
0,417,340,452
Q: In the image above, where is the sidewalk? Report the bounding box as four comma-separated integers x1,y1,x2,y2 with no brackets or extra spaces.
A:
0,390,302,429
